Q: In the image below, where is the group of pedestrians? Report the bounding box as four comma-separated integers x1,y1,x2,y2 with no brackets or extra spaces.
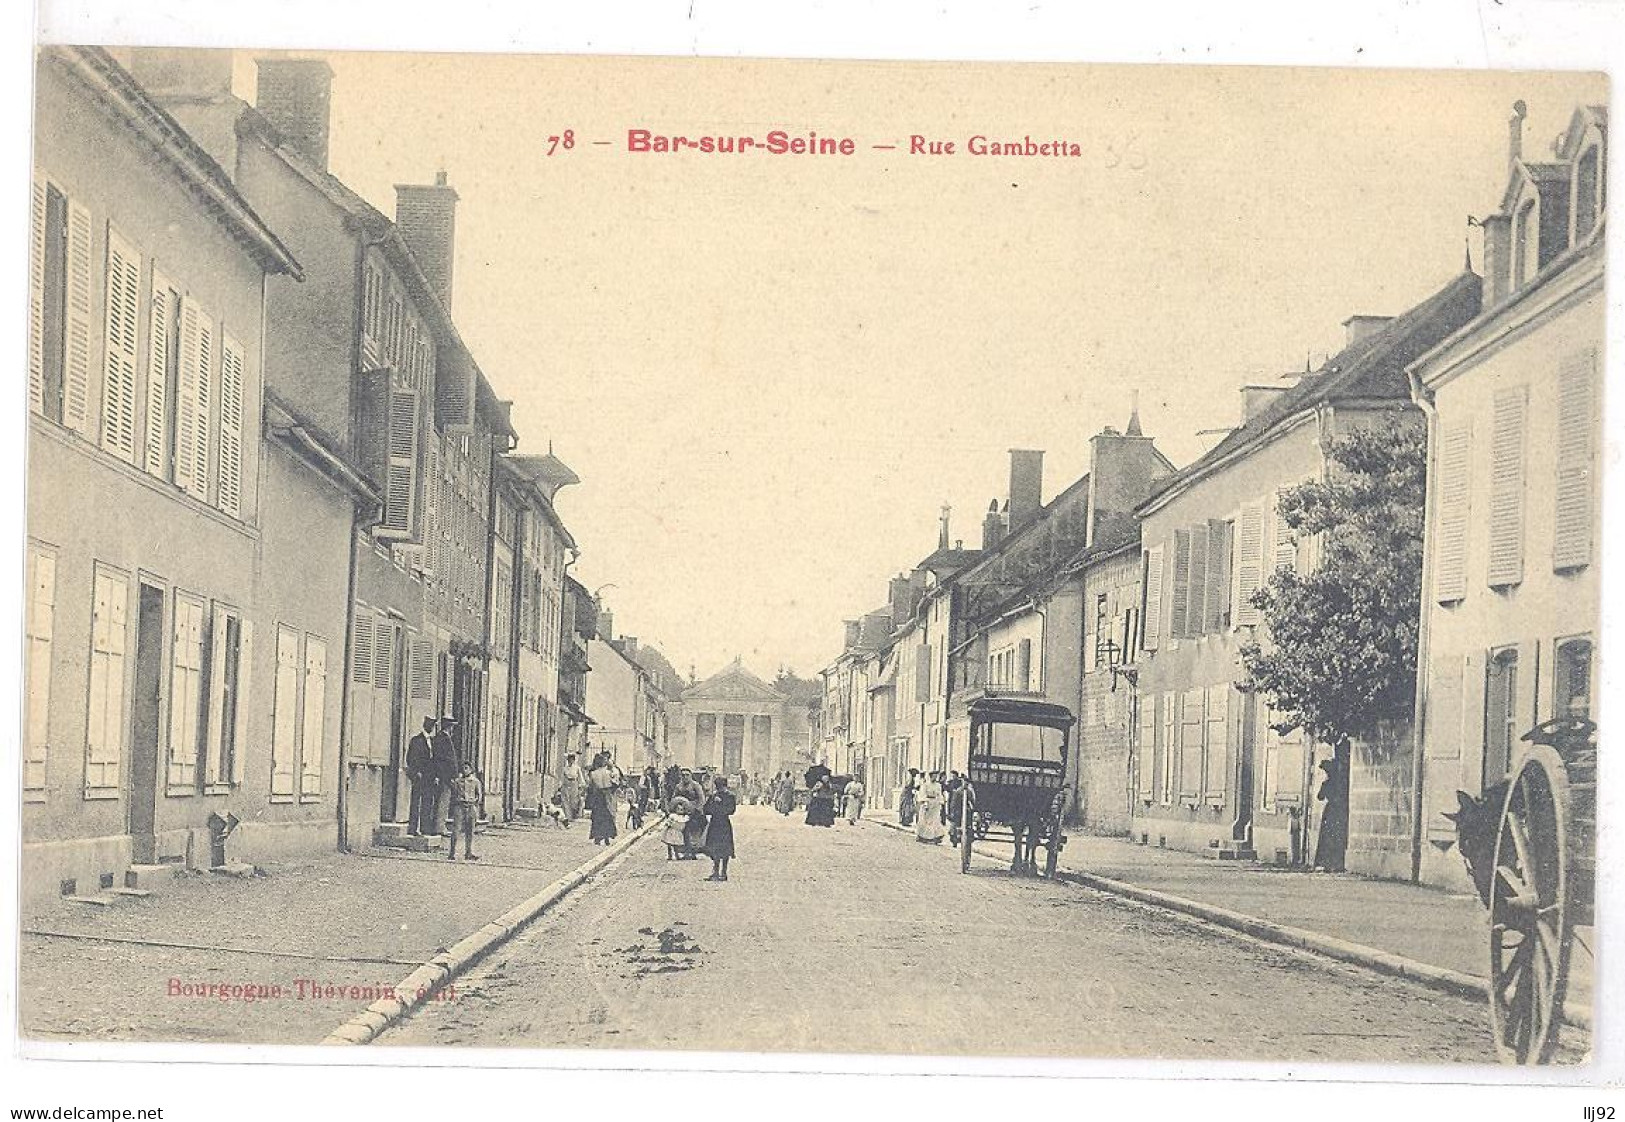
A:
404,714,485,861
897,768,971,845
657,765,738,881
801,762,867,828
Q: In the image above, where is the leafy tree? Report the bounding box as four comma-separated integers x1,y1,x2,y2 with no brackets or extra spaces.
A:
1238,419,1427,760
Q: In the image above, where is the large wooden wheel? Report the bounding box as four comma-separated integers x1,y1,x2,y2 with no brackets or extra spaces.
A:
1488,745,1573,1065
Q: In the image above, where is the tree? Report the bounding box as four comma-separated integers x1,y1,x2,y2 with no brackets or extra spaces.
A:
1239,418,1427,757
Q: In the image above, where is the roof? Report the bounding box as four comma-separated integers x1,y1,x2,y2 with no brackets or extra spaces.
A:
46,47,301,278
683,658,788,703
498,452,580,551
1142,270,1483,513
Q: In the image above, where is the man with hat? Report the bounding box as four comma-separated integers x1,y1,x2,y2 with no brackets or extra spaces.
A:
404,715,438,837
429,715,461,837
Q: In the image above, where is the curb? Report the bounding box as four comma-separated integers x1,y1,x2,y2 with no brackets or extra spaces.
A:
321,817,662,1045
868,817,1591,1032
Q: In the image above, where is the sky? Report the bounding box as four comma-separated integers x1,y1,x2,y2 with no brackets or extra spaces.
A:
222,52,1603,682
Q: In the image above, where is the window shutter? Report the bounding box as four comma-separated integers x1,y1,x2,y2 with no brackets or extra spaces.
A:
144,275,173,477
28,177,46,415
380,385,421,538
1487,385,1528,587
1272,725,1307,808
271,627,300,797
204,602,230,785
408,636,434,705
85,571,128,792
1017,638,1033,691
1141,545,1163,651
348,610,374,766
217,334,246,519
301,638,327,797
1434,423,1472,602
915,643,931,703
175,298,214,501
166,598,204,792
100,226,141,462
1203,685,1229,803
1272,490,1297,572
230,620,252,786
372,617,394,765
1185,524,1209,637
1553,351,1597,570
1233,501,1265,626
1206,519,1231,631
1179,690,1204,800
1169,529,1191,643
1135,692,1156,801
62,199,93,435
1159,691,1176,803
24,546,55,792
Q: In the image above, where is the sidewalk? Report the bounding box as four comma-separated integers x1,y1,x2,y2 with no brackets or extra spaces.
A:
19,817,613,1045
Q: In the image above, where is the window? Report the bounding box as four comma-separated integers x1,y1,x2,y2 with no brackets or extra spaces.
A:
1141,544,1164,649
29,177,92,433
100,225,142,463
174,297,215,503
144,274,181,480
1513,198,1537,288
1185,523,1209,637
272,626,301,799
1206,519,1233,630
1203,685,1228,803
1090,593,1108,670
204,604,250,788
217,335,246,519
1574,146,1601,242
1554,638,1592,721
1233,501,1265,626
1487,385,1529,587
166,595,207,793
1169,528,1191,641
1434,422,1472,602
24,543,57,797
1553,352,1597,571
1484,647,1519,784
1134,692,1156,802
300,637,327,799
85,565,129,796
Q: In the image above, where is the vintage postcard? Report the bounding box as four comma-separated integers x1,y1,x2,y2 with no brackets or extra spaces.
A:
14,40,1609,1079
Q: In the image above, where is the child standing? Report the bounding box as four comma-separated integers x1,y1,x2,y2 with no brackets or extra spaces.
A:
662,795,694,860
448,763,483,861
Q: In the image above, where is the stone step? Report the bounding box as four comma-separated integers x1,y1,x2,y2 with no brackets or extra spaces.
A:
209,861,259,878
111,887,153,899
515,807,540,820
66,894,119,907
375,832,439,853
1201,842,1258,861
124,863,173,892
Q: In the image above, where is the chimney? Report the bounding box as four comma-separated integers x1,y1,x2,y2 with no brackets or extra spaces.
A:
1007,449,1044,532
621,636,639,657
1508,99,1528,172
1239,384,1291,424
254,57,334,170
596,608,614,640
1341,315,1393,346
888,574,915,626
981,499,1006,550
843,621,861,650
395,171,460,311
937,504,951,550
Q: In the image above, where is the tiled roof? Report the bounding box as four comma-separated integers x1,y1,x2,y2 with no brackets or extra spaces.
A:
1143,270,1483,509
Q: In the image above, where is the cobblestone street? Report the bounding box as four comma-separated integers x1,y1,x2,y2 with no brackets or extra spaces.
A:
386,807,1500,1063
19,821,609,1044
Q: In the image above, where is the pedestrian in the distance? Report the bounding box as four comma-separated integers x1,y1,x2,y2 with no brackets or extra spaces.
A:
404,715,436,837
915,772,946,844
772,771,796,815
843,777,866,825
447,762,483,861
560,752,586,825
429,716,461,837
703,777,737,881
804,778,837,827
663,794,695,860
586,751,619,846
898,768,919,827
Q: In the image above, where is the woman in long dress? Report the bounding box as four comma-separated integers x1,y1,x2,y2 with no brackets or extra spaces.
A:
772,771,796,815
915,772,946,843
843,778,865,825
703,778,737,881
897,769,919,826
586,753,619,846
804,778,837,827
560,753,586,824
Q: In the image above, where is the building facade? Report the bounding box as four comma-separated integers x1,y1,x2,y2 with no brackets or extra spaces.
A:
24,48,311,905
1409,104,1605,890
669,660,809,778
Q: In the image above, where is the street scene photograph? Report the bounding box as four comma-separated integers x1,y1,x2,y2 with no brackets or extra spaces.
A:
15,41,1608,1074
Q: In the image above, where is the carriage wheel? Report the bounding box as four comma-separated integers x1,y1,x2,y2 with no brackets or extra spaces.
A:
1488,745,1573,1065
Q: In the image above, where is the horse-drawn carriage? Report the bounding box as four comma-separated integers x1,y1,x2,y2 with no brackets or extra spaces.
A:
1450,716,1596,1065
951,695,1074,876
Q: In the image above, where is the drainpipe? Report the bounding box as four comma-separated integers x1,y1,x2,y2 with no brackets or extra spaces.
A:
1406,367,1439,885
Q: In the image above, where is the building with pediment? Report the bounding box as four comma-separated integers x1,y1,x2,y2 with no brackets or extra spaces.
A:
667,659,813,777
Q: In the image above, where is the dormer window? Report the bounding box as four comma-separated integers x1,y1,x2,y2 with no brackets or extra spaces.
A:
1573,143,1601,242
1513,197,1537,288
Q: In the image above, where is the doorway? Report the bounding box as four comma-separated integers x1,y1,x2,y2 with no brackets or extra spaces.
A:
128,582,165,864
379,620,407,823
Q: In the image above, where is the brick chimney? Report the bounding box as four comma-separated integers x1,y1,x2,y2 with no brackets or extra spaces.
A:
254,57,334,170
1007,450,1044,532
620,636,639,657
982,499,1006,550
1086,407,1172,549
887,575,914,627
396,172,459,311
596,607,614,640
843,621,861,650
